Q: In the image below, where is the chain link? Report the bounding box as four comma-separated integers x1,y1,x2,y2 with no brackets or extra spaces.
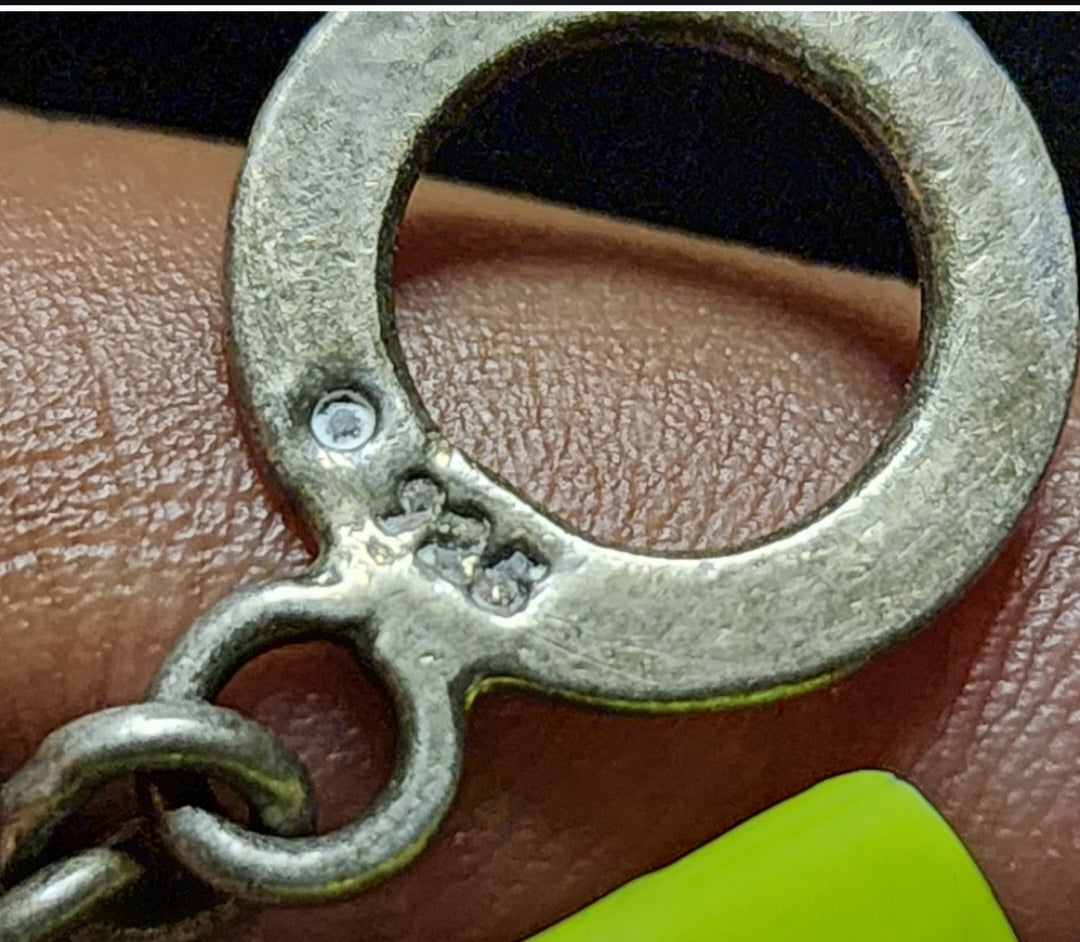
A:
0,702,317,941
0,849,140,942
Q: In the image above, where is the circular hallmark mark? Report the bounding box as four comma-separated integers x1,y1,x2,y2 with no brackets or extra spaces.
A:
310,390,377,452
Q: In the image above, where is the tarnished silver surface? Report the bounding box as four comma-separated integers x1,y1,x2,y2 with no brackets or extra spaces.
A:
152,577,464,904
0,702,316,940
0,849,140,942
141,10,1078,905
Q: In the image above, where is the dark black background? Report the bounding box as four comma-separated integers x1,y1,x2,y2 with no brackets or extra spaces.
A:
0,13,1075,279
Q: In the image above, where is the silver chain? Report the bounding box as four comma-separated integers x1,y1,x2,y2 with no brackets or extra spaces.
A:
0,702,315,941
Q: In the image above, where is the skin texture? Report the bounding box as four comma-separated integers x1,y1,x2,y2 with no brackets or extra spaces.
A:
0,108,1078,940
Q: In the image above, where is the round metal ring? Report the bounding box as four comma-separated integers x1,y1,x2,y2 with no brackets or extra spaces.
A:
227,10,1076,703
155,11,1077,902
149,578,465,902
0,701,317,938
0,701,316,879
0,849,141,942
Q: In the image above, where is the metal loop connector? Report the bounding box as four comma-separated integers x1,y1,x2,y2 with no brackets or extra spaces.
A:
0,701,316,878
149,577,467,903
0,849,140,942
0,701,317,941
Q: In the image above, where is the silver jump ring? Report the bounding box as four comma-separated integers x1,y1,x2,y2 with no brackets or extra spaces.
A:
0,701,316,878
151,10,1076,905
0,700,317,939
149,577,465,902
0,849,140,942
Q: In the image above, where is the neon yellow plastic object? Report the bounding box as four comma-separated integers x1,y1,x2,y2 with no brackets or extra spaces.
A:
529,771,1016,942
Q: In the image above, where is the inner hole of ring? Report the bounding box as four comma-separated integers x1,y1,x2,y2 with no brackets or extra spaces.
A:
392,30,920,553
217,640,398,835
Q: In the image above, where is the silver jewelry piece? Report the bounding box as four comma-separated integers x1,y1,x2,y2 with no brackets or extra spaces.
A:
1,12,1074,940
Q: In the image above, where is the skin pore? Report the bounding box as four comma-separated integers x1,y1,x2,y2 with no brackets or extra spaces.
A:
1,109,1079,941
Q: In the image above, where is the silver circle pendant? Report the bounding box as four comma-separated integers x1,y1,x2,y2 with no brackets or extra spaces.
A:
150,12,1077,904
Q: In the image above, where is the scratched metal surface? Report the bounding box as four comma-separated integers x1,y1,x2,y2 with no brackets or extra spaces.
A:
144,11,1077,906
